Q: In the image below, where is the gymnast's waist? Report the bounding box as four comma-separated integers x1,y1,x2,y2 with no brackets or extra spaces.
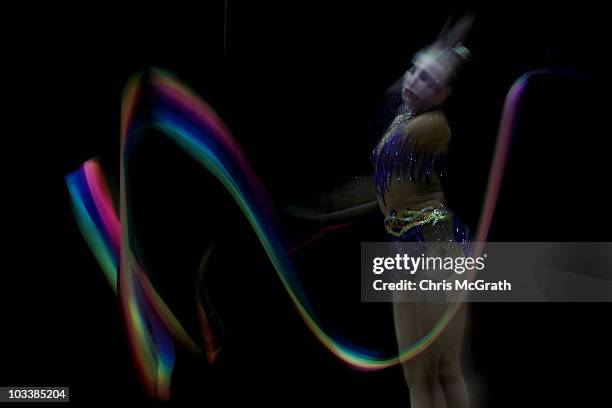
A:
384,205,452,238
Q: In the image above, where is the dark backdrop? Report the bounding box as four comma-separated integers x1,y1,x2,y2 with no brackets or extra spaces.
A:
4,2,611,406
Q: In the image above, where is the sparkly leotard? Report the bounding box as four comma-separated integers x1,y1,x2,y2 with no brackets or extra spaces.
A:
371,109,447,204
372,108,469,243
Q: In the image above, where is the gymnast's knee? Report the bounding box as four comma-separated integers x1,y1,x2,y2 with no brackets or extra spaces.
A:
403,362,440,388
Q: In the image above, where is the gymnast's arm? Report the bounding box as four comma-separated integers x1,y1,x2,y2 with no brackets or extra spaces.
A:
285,174,379,223
284,76,408,224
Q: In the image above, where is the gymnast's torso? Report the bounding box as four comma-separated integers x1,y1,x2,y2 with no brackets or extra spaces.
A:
372,109,468,243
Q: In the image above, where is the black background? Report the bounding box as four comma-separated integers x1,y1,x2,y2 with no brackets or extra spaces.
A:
4,1,612,406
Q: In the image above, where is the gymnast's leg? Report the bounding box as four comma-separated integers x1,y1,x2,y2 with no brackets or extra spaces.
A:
393,292,448,408
438,302,469,408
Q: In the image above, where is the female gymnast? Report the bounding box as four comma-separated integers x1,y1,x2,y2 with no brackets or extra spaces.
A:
373,17,474,408
293,16,475,408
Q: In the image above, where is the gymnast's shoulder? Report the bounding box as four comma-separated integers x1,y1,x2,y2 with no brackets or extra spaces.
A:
404,109,451,151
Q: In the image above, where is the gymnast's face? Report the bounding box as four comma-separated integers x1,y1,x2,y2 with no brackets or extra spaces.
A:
401,54,452,112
